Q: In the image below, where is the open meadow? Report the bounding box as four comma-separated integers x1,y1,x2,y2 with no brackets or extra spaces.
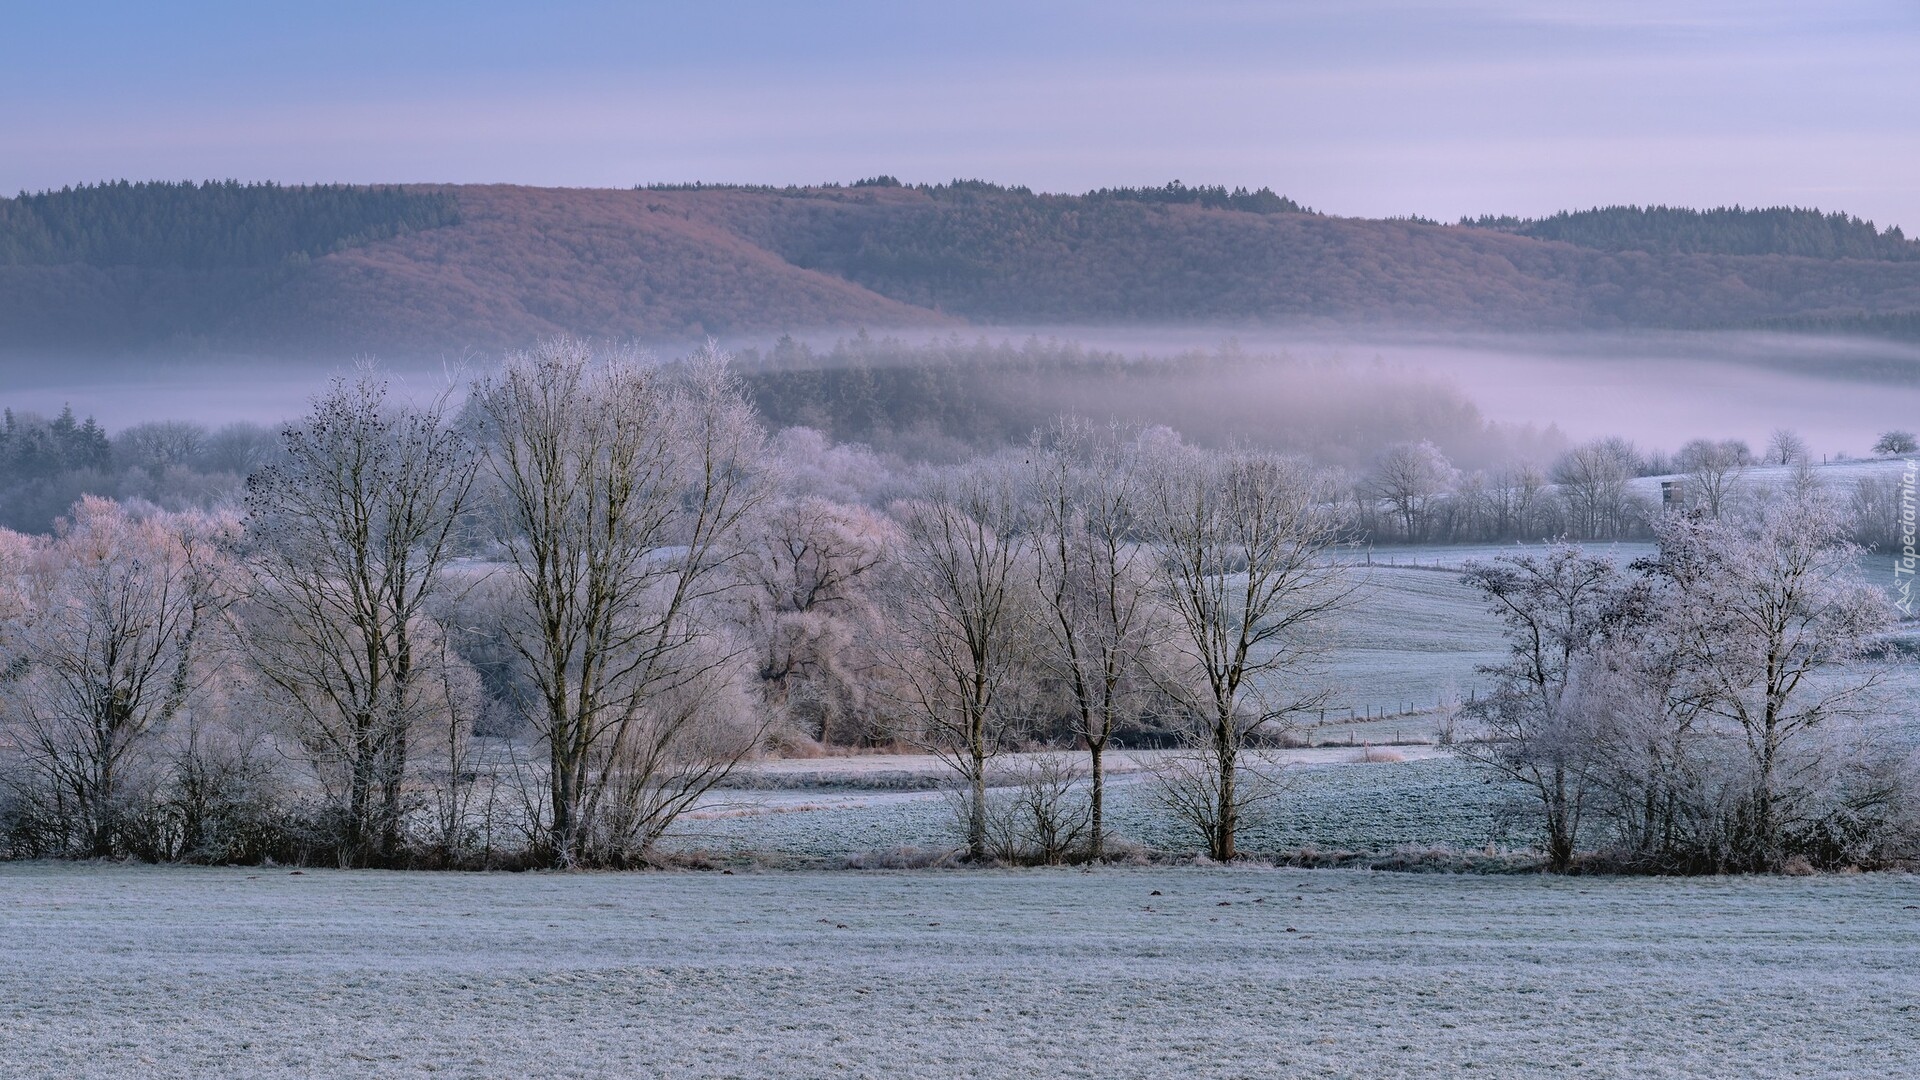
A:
2,863,1915,1080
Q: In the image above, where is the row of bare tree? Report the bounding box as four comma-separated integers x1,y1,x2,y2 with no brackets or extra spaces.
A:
0,339,1357,867
885,421,1353,861
3,337,1909,871
1359,429,1905,544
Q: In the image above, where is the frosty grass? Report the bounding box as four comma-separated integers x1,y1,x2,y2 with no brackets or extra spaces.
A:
4,862,1916,1079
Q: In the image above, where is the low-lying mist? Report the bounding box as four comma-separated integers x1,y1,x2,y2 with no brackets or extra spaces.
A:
733,326,1920,465
4,326,1915,533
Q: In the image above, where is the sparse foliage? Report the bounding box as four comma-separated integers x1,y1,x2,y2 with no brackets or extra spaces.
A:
1766,428,1809,467
1025,419,1168,858
1674,438,1750,519
1638,494,1893,869
1370,440,1457,541
1456,546,1636,871
0,500,237,858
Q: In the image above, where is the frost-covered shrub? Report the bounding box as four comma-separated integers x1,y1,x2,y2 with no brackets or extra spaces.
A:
949,755,1094,865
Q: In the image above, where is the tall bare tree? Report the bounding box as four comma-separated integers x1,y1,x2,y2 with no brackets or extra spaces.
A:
478,338,767,867
743,496,896,745
1025,419,1164,859
1142,445,1353,861
887,465,1031,861
1554,438,1641,540
1456,546,1637,871
1766,428,1809,467
1674,438,1750,519
243,372,478,865
1490,461,1553,541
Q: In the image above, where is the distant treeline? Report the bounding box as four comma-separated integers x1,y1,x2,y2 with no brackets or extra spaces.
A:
10,180,1920,354
0,180,460,269
0,407,276,533
760,182,1325,313
646,176,1313,215
0,406,109,475
1756,309,1920,342
734,334,1545,469
1080,181,1310,214
1464,205,1919,260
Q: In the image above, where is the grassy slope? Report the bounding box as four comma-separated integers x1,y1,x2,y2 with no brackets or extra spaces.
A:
1322,565,1508,719
4,863,1914,1079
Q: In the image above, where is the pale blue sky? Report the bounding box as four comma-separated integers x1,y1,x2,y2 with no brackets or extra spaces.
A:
5,1,1917,228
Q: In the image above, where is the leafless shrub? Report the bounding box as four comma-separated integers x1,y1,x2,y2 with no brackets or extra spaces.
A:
1149,735,1288,857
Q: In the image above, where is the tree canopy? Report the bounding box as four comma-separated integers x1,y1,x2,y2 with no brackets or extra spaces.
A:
0,180,459,269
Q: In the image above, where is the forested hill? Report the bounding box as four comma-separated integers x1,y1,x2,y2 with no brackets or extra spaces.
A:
4,179,1920,357
0,181,459,268
1463,205,1919,260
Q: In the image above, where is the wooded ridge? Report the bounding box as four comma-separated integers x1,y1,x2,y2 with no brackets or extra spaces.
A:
4,180,1919,357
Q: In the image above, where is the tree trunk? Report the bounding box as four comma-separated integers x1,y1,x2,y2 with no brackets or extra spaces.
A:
348,713,376,864
549,726,575,868
1545,766,1574,873
968,739,988,861
1547,827,1574,873
1213,718,1237,862
380,713,408,864
1088,741,1105,861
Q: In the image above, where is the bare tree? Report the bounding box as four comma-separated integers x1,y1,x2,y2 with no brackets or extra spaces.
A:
114,420,206,473
1142,444,1353,861
1025,418,1165,859
1370,440,1457,542
1456,546,1638,871
243,372,478,866
971,753,1092,865
1553,438,1641,540
1873,431,1917,457
1674,438,1750,519
1641,494,1892,869
477,338,768,867
1575,625,1744,872
743,496,897,746
885,465,1032,861
196,422,281,477
0,499,233,857
1488,461,1553,540
1766,428,1809,467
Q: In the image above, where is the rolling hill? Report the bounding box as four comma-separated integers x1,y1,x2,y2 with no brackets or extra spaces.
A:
5,180,1920,358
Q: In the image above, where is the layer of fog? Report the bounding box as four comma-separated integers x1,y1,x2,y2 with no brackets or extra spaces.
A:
0,357,471,432
7,328,1919,464
727,327,1920,464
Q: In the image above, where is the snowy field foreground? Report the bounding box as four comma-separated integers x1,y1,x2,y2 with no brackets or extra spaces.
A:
3,864,1917,1079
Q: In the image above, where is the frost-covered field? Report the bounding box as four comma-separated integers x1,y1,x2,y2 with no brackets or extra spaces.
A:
1323,565,1506,719
670,757,1505,863
4,863,1916,1079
